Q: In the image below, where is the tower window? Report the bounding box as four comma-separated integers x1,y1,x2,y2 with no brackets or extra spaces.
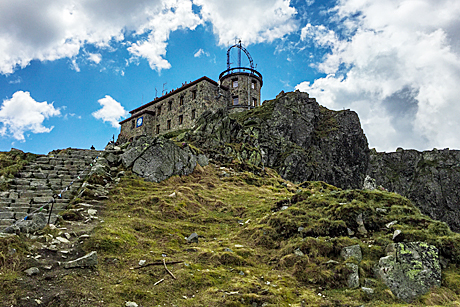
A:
179,115,183,125
167,120,171,130
180,96,184,106
253,98,257,106
233,96,239,105
232,79,238,88
192,90,197,99
168,101,172,111
156,124,160,134
157,105,162,116
191,109,196,120
251,80,256,89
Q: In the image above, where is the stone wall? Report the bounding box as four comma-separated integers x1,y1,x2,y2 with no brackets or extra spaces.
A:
119,77,230,142
220,72,262,109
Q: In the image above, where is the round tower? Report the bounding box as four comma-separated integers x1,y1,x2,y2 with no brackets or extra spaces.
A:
219,41,263,112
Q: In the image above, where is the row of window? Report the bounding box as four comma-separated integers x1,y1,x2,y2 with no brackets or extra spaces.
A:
232,79,258,89
232,96,258,106
155,111,195,133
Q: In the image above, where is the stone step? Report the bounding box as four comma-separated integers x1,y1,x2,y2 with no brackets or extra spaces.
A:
0,212,14,219
0,219,15,227
11,199,31,206
33,196,55,204
0,199,13,205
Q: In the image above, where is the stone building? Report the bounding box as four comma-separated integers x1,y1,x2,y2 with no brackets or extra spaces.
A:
118,42,263,142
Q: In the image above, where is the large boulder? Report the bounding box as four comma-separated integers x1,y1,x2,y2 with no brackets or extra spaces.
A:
377,242,441,302
122,136,208,183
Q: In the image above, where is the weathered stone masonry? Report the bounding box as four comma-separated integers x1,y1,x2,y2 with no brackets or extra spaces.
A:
118,43,263,142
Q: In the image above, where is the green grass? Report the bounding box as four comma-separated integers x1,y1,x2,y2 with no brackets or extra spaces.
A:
3,162,460,306
0,149,38,190
66,165,460,306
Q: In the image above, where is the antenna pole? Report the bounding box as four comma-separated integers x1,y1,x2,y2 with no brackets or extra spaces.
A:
238,40,242,70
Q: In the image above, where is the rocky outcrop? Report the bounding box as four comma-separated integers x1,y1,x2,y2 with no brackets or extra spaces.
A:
183,91,369,189
377,242,441,302
121,136,208,183
368,148,460,232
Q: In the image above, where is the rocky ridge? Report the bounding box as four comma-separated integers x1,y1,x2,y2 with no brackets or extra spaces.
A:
181,90,369,189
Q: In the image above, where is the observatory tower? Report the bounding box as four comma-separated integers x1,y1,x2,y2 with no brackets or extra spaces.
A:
219,40,263,112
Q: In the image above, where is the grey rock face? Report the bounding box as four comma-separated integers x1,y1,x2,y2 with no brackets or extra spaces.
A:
186,91,369,189
368,148,460,232
341,244,362,263
341,244,362,288
122,137,203,183
377,242,441,302
346,263,360,288
64,251,98,268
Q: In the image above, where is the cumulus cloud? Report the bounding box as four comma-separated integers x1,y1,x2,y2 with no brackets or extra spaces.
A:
0,0,199,74
296,0,460,151
194,0,298,45
92,95,128,128
128,0,202,71
0,0,299,74
0,91,60,141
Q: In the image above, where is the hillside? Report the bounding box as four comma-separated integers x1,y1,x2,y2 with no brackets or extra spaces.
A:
2,90,460,306
1,150,460,306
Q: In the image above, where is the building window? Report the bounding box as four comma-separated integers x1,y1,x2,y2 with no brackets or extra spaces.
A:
167,120,171,130
232,79,238,88
131,119,135,129
251,80,256,89
157,105,162,116
180,96,184,106
156,124,160,134
253,98,257,106
233,96,239,105
192,90,197,99
191,109,196,120
168,101,172,111
179,115,183,125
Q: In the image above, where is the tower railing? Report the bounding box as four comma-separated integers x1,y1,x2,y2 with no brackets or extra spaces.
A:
219,67,263,84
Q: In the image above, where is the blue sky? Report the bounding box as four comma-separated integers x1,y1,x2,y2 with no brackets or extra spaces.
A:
1,0,460,154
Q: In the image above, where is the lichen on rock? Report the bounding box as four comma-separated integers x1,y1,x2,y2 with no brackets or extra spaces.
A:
377,242,441,302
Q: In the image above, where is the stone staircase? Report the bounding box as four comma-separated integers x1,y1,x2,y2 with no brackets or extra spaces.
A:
0,149,102,228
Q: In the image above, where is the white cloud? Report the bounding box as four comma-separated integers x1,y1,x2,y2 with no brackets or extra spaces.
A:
297,0,460,151
0,0,299,74
128,0,202,71
0,0,199,74
92,95,128,128
194,0,298,45
194,48,209,58
88,53,102,64
0,91,60,141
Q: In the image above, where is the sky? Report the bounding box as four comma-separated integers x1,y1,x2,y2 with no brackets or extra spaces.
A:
1,0,460,154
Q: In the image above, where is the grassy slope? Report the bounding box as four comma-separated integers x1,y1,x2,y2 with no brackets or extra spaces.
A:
80,165,460,306
2,162,460,306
